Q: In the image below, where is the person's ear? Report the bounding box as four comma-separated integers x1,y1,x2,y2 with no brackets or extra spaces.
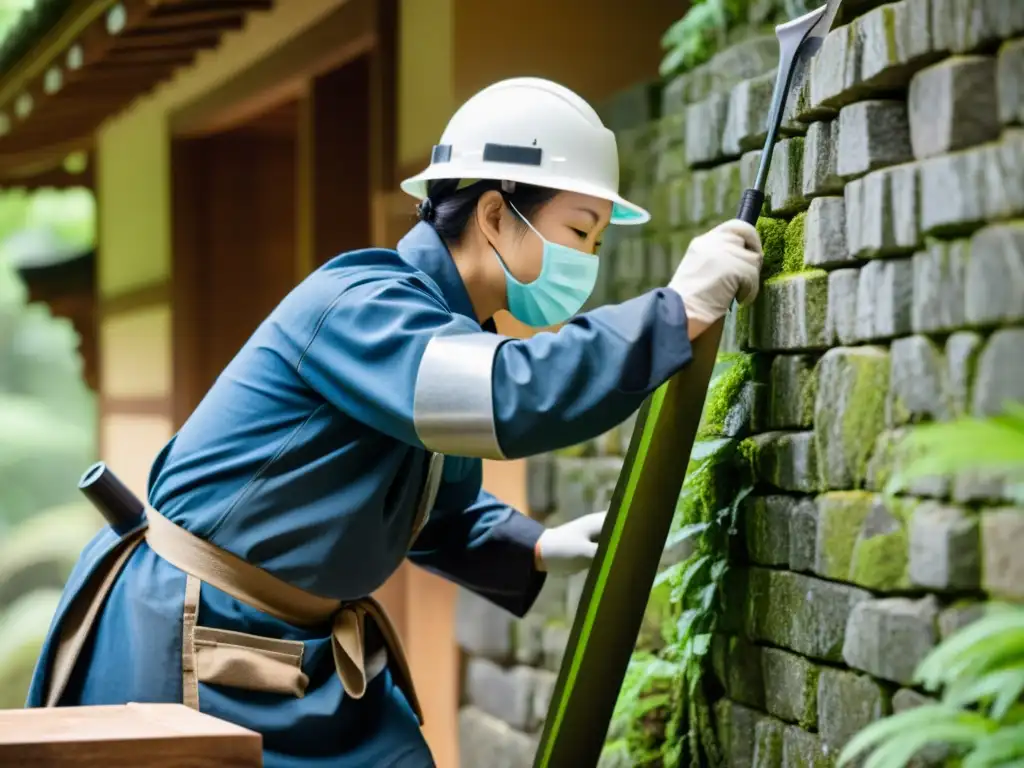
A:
475,190,506,245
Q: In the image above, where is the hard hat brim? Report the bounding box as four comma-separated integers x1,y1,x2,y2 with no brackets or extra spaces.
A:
400,167,651,226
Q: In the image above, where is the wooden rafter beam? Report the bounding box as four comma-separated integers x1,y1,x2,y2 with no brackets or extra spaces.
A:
0,0,275,182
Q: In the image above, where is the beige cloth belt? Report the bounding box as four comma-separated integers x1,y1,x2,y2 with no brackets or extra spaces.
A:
43,509,423,724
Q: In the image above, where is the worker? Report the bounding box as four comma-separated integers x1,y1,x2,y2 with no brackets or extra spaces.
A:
26,77,762,767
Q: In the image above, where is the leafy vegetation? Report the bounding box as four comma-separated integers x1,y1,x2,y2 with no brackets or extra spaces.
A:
0,202,99,707
605,354,755,767
838,402,1024,768
658,0,817,78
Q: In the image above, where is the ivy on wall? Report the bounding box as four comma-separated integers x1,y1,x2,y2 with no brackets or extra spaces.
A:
659,0,817,78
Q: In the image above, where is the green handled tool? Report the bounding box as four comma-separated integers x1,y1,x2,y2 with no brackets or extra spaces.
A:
533,2,844,765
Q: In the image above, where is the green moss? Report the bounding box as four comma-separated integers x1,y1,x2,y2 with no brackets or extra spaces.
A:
754,720,784,767
849,497,916,590
756,216,787,278
816,492,875,580
698,353,754,439
849,529,909,590
642,569,679,649
763,267,828,285
783,212,806,273
840,351,892,485
882,5,899,61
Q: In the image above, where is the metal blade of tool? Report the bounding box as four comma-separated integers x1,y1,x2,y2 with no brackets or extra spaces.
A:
533,2,843,765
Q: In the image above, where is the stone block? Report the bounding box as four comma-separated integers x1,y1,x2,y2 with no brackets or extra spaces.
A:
845,164,921,259
656,109,687,148
712,161,745,222
972,328,1024,418
982,507,1024,600
750,271,829,352
686,170,714,226
766,137,806,215
909,56,1001,160
999,38,1024,126
939,601,985,639
809,24,861,113
661,74,689,117
762,647,820,727
526,455,554,518
953,471,1014,505
459,707,537,768
920,131,1024,236
909,502,980,591
613,236,647,288
945,331,984,419
814,491,874,581
745,431,822,493
768,355,818,430
789,498,819,573
887,335,949,426
855,258,914,342
814,347,891,490
804,197,849,268
551,456,623,523
826,268,859,347
931,0,1024,54
817,492,914,592
712,635,766,710
598,81,660,132
781,725,831,768
542,623,569,672
717,699,763,768
965,223,1024,327
859,0,945,89
666,177,689,230
513,614,544,667
802,121,843,200
744,495,795,566
753,717,785,768
837,101,913,179
464,659,538,731
529,575,569,624
743,567,872,661
686,92,731,168
911,239,970,333
531,670,557,731
817,668,891,754
457,589,515,662
865,429,951,499
842,596,940,685
723,69,806,158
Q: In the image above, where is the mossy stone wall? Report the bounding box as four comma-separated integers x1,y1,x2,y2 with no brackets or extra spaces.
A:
456,1,1024,765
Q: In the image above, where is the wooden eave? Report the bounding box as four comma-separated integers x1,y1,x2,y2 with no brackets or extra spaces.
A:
0,0,274,184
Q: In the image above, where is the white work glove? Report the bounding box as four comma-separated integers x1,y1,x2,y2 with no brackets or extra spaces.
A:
535,511,607,575
668,219,764,325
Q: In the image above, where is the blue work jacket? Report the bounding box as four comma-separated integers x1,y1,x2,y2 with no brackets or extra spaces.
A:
26,221,693,766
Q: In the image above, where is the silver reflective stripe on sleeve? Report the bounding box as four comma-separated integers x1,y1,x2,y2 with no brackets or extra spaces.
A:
413,332,508,459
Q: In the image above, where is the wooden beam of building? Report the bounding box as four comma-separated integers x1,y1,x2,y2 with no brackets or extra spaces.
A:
0,0,276,183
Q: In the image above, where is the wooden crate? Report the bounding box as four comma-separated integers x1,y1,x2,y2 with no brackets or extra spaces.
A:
0,703,262,767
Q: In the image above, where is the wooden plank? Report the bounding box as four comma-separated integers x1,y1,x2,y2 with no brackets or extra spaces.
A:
0,703,263,767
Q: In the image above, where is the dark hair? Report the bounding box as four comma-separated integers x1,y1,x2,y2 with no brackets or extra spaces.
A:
417,179,559,245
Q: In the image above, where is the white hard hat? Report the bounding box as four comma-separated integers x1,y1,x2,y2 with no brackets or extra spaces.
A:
400,77,650,226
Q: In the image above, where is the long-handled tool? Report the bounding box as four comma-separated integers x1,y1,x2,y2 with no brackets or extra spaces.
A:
533,2,843,765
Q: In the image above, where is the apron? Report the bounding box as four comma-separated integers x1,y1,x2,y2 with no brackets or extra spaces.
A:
37,453,447,746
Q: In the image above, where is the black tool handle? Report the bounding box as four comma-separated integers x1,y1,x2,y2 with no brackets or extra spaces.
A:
737,188,766,225
78,461,146,535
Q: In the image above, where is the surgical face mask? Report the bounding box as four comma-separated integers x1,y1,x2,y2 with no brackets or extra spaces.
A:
492,202,600,327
